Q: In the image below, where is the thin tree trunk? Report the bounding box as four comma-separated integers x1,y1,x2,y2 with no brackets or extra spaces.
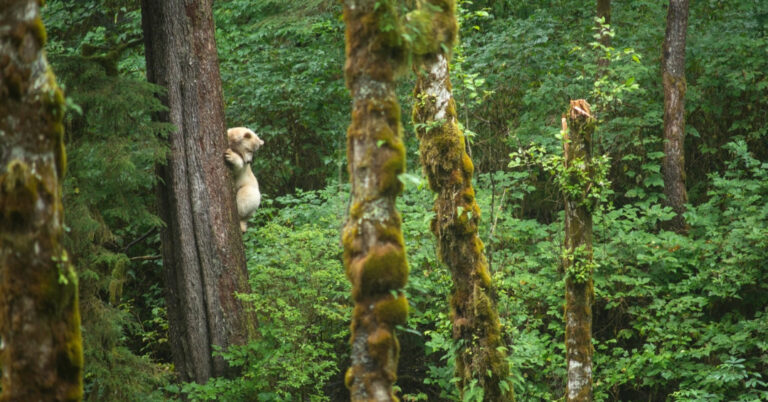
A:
411,1,513,400
341,0,410,399
662,0,689,233
597,0,611,72
141,0,256,383
563,100,596,402
597,0,611,23
0,1,83,399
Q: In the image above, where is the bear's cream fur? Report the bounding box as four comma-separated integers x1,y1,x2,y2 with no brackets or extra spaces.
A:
225,127,263,232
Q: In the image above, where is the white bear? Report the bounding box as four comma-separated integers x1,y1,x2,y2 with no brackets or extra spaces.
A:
225,127,263,232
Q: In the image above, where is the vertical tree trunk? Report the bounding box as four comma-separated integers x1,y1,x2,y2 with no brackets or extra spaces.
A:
141,0,256,383
596,0,611,73
563,100,596,402
597,0,611,34
0,1,84,399
662,0,689,233
341,0,410,399
411,1,513,400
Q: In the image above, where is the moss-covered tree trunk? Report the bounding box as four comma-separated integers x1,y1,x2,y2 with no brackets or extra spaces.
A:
141,0,256,383
411,2,513,400
563,100,596,402
662,0,689,233
0,1,84,399
341,0,410,399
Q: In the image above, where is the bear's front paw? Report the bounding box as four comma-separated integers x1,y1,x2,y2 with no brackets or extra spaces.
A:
224,149,239,164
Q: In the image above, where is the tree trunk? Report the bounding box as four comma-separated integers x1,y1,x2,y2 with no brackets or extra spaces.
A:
597,0,611,34
140,0,256,383
596,0,611,72
411,2,513,400
341,0,410,399
662,0,689,233
563,100,596,402
0,1,83,400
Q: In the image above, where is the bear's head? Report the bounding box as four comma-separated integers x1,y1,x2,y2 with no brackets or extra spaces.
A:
227,127,264,164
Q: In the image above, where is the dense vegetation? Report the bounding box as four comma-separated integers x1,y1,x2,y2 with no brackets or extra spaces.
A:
38,0,767,400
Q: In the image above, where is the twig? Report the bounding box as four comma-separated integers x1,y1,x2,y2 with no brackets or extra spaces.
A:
123,227,158,253
129,255,162,262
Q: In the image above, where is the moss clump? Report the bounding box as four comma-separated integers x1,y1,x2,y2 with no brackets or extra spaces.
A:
475,258,492,288
373,293,408,325
351,243,408,300
30,16,47,46
344,366,355,389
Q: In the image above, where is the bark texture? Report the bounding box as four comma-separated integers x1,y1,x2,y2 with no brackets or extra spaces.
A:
141,0,256,383
662,0,689,233
341,0,410,399
411,1,513,400
563,100,596,402
0,1,83,399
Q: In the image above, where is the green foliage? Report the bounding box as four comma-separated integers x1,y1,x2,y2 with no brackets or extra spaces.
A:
214,0,348,195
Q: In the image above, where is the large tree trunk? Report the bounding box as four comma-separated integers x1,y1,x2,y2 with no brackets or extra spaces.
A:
662,0,689,233
563,100,596,402
0,1,84,399
341,0,410,399
141,0,256,383
411,1,513,400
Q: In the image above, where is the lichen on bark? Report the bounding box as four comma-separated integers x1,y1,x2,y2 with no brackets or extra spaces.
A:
342,0,410,399
411,1,513,400
563,100,595,402
0,1,83,400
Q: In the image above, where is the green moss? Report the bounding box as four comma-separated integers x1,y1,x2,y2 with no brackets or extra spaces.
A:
475,257,492,288
461,187,475,203
358,243,408,297
30,16,47,46
373,293,408,325
348,201,364,221
461,151,474,176
344,367,355,389
341,225,359,277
